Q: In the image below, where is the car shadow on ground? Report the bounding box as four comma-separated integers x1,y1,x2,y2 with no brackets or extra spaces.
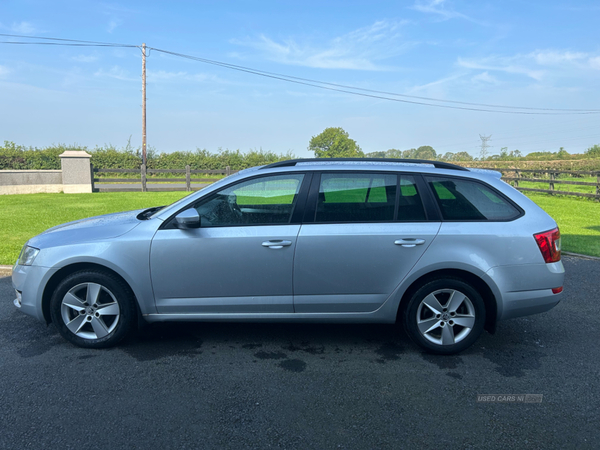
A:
121,321,411,361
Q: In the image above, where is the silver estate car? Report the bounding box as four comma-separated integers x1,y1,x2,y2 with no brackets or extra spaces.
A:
12,158,564,354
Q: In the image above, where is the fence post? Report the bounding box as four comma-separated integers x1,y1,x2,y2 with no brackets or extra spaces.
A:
90,163,95,192
549,172,555,194
186,165,191,191
141,164,147,192
515,169,520,188
226,166,231,176
596,172,600,200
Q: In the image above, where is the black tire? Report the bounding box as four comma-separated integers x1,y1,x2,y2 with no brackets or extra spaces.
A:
50,270,136,349
403,277,485,355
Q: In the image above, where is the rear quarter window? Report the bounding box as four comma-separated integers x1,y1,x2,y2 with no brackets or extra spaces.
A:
426,176,521,221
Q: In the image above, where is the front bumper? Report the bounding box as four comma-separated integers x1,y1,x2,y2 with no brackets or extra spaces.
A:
12,264,57,322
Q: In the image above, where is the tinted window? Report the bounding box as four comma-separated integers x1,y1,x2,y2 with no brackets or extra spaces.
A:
426,176,520,221
397,175,426,221
195,174,304,226
316,173,396,222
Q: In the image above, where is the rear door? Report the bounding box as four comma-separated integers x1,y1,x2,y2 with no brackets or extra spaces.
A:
293,171,440,313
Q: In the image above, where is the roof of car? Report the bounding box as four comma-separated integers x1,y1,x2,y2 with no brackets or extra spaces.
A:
260,158,469,171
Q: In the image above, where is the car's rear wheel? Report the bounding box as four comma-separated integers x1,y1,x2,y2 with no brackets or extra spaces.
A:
404,277,485,354
50,270,136,348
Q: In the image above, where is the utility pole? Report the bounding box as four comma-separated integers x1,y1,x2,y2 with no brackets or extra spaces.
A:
141,43,147,167
479,134,492,160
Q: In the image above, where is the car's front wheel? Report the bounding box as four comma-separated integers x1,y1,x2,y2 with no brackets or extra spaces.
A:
50,270,136,348
404,278,485,354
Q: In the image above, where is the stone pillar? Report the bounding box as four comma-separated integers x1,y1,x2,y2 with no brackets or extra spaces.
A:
59,151,93,193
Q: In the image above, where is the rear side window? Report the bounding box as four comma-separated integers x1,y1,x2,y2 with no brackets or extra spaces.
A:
426,176,521,221
397,175,426,221
316,173,396,222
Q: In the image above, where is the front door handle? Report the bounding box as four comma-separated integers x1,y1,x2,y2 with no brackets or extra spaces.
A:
394,238,426,248
262,240,292,249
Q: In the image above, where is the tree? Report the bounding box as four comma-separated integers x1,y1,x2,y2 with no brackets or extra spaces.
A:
453,152,473,161
309,127,363,158
385,149,403,158
401,148,418,158
365,151,387,158
414,145,437,160
585,144,600,158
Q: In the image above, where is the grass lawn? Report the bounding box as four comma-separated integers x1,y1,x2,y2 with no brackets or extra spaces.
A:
0,190,598,265
513,176,599,196
0,192,190,265
525,193,600,258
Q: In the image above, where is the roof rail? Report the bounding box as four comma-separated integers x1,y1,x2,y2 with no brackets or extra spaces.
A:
260,158,469,171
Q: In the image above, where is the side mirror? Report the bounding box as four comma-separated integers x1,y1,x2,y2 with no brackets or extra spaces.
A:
175,209,200,229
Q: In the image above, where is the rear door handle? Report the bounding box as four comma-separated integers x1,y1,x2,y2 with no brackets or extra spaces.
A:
394,238,426,248
262,240,292,249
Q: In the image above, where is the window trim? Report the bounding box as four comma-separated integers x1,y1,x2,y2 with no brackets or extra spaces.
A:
160,172,311,229
424,174,525,222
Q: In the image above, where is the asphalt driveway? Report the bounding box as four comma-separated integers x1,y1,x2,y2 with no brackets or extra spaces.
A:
0,256,598,449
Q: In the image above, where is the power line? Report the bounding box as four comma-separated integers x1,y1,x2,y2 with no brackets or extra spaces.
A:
0,41,136,47
0,33,137,47
1,34,599,115
148,47,600,114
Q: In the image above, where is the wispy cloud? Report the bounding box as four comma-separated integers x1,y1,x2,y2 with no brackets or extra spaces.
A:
411,0,481,23
231,20,411,71
98,2,134,34
71,54,99,63
532,50,587,65
94,66,136,81
458,50,600,81
457,57,545,80
107,18,121,33
407,73,465,94
590,56,600,70
471,71,499,84
0,65,10,78
0,21,38,34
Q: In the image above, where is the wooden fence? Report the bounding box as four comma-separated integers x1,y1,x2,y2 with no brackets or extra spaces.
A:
92,164,236,192
486,168,600,200
92,164,600,200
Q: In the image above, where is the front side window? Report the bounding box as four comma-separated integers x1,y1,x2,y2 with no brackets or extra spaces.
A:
315,173,397,222
195,174,304,226
426,176,520,221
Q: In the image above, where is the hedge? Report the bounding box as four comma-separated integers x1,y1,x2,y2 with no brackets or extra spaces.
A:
0,141,295,172
2,141,599,173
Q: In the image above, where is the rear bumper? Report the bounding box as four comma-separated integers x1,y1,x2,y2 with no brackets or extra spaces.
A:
487,261,565,320
499,289,562,320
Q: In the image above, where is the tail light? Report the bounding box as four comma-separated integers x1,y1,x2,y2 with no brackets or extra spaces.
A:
534,228,561,263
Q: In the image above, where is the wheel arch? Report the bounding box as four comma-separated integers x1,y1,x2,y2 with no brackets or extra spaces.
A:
396,268,498,334
41,262,139,324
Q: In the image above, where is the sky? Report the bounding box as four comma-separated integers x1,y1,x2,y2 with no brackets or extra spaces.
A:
1,0,599,158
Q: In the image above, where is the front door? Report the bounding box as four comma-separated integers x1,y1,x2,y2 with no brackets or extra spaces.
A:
150,173,306,314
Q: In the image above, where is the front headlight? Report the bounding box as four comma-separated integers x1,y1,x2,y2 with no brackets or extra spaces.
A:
17,245,40,266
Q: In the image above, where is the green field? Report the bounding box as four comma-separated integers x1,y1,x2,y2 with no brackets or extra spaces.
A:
0,191,598,265
0,192,190,265
507,175,599,196
526,193,600,258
